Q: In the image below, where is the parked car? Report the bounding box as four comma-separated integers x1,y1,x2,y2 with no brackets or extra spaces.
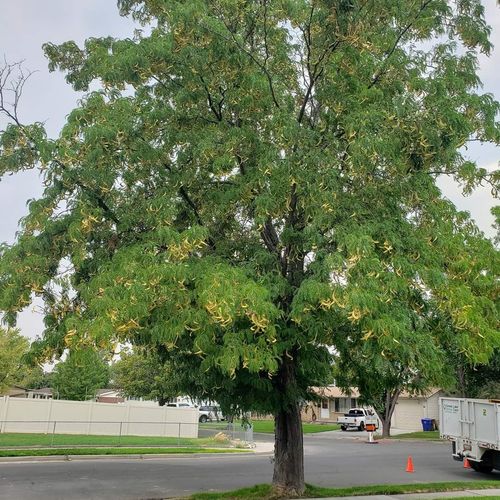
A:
198,405,225,422
440,397,500,473
337,408,377,431
166,402,212,423
166,402,192,408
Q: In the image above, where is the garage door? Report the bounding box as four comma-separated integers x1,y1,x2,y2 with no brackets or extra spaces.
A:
393,399,423,431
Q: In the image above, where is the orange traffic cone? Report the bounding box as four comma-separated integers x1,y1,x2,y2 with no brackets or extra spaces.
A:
406,456,415,473
464,458,471,469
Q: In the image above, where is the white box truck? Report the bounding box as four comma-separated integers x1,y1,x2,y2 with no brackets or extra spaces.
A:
440,397,500,473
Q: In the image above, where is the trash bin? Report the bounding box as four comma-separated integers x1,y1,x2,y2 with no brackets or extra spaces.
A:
421,418,433,431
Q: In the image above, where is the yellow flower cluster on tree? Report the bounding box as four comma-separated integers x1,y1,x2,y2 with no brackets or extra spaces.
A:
204,300,233,327
81,213,100,234
247,311,269,332
319,292,345,310
168,237,206,261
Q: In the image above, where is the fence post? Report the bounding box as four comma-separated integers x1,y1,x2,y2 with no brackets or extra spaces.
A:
87,400,94,435
46,398,54,434
118,421,123,447
124,403,131,436
178,422,181,446
50,421,57,447
0,396,10,433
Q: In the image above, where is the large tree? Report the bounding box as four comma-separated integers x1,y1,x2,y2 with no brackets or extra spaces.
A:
0,0,499,495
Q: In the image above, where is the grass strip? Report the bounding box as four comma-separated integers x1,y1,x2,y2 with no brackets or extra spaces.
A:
251,420,339,434
189,481,500,499
0,447,247,458
389,430,441,440
0,432,216,448
199,421,339,434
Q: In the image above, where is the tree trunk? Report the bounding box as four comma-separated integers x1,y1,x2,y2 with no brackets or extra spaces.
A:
381,417,391,438
375,388,400,438
272,402,305,497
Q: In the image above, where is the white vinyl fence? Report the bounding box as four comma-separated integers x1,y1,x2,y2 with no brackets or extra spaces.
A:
0,396,198,438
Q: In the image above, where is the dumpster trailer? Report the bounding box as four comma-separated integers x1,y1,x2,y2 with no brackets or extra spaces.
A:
440,397,500,473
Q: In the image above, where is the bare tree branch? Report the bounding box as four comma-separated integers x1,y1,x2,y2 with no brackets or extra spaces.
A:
0,59,37,126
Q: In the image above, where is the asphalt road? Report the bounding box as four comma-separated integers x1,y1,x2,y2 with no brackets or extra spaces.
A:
0,433,498,500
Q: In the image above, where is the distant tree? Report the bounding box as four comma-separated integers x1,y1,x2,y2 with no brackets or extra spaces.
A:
469,350,500,399
334,333,452,437
476,381,500,399
0,327,29,394
111,348,179,405
453,348,500,399
52,349,109,401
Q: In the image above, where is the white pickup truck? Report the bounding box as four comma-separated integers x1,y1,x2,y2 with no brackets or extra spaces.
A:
440,397,500,473
337,408,377,431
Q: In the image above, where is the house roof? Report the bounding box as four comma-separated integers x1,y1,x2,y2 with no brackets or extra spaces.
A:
95,388,121,397
312,386,444,400
30,387,52,395
312,386,360,398
399,388,444,399
5,386,27,397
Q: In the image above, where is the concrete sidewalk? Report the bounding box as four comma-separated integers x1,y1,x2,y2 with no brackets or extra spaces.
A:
307,488,500,499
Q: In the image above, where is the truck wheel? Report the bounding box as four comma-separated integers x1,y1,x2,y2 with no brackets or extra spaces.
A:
469,461,493,474
199,415,208,423
340,425,347,431
358,422,365,431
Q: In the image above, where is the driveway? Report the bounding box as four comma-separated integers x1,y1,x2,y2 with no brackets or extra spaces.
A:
0,433,497,499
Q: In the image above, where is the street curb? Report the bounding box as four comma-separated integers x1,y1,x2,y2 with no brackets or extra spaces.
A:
305,488,500,499
0,450,257,463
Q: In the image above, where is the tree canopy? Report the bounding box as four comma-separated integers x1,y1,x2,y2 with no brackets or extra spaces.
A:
0,0,499,494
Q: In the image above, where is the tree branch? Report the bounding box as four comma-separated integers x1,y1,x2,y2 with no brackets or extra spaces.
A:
200,75,223,121
369,0,433,88
210,4,281,109
164,163,216,250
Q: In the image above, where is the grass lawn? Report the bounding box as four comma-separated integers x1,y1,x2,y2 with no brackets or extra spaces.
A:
0,447,247,458
444,498,500,500
0,433,223,448
200,420,339,434
189,481,500,499
389,430,441,440
252,421,339,434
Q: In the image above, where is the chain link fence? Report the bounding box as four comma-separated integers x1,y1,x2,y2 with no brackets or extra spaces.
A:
0,420,254,448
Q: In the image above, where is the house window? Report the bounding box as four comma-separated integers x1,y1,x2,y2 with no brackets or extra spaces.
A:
321,399,329,410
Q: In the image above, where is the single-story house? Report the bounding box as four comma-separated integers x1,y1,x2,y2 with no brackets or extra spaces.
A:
95,389,125,404
304,386,445,431
302,386,360,423
94,389,160,405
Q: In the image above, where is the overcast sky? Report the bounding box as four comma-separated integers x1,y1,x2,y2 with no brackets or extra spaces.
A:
0,1,499,342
